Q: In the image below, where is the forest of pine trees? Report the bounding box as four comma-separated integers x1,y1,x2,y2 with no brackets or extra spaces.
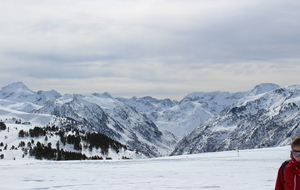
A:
11,125,131,160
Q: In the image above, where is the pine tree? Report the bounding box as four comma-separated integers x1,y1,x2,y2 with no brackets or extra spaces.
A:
0,122,6,130
19,130,25,137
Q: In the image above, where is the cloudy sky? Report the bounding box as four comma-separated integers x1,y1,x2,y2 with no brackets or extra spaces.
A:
1,0,300,100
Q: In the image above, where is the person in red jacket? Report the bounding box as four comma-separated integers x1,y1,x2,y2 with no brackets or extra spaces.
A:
275,137,300,190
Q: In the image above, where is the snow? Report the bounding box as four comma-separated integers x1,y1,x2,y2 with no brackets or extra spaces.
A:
0,82,296,189
0,107,53,126
0,146,290,190
0,122,146,161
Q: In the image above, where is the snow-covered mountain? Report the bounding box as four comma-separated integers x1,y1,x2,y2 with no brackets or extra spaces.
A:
118,83,280,138
0,82,176,157
171,84,300,155
1,81,297,158
34,93,176,157
0,82,62,112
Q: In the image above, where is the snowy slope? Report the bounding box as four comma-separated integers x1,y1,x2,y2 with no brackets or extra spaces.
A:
0,122,146,161
0,107,53,126
0,146,290,190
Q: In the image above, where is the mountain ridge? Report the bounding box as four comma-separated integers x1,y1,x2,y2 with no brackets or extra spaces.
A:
171,84,300,155
0,81,295,157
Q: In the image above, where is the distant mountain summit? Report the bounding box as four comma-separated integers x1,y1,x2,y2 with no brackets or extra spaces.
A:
0,82,62,112
0,81,62,102
247,83,280,96
0,82,35,100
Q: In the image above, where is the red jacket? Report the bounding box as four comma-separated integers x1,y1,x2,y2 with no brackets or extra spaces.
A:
275,156,300,190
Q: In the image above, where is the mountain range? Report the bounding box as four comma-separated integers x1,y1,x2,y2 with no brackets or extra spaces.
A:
171,83,300,155
0,81,298,157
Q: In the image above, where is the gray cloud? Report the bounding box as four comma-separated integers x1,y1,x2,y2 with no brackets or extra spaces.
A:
0,0,300,100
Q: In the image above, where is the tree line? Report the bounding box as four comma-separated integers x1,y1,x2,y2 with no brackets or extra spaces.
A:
14,125,130,160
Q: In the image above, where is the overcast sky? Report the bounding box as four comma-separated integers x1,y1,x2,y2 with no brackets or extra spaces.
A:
1,0,300,100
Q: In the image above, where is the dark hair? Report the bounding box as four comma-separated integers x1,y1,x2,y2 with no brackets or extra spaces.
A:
291,137,300,148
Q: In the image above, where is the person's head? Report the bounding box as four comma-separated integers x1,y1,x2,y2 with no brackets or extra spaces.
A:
291,137,300,161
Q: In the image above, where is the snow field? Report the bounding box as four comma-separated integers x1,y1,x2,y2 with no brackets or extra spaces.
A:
0,146,290,190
